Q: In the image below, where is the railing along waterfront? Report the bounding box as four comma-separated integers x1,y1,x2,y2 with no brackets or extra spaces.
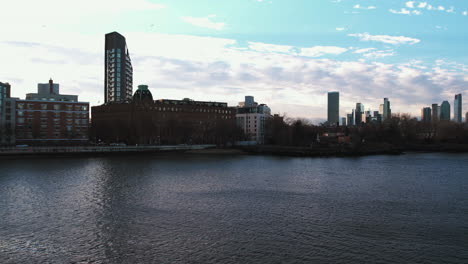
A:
0,145,216,155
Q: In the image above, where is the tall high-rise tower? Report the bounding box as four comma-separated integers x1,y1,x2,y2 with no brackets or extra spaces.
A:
454,94,462,123
327,92,339,125
104,32,133,103
421,107,432,123
440,101,450,121
355,103,364,125
383,98,391,120
431,103,439,123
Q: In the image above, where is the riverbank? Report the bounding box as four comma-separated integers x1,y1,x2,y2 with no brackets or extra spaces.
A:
238,144,402,157
2,143,468,159
0,145,217,158
237,143,468,157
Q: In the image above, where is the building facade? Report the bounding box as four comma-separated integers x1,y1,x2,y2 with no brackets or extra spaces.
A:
383,98,391,120
421,107,432,123
327,92,339,126
236,96,271,144
355,103,364,125
440,101,451,121
105,32,133,103
10,80,89,145
454,94,462,123
432,103,439,123
0,82,14,145
92,86,238,145
346,110,354,126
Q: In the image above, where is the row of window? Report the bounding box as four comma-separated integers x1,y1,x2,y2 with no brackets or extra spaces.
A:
148,107,233,114
17,104,88,111
17,118,88,124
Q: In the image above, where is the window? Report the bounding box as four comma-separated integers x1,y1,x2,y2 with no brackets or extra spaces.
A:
18,103,24,109
66,105,73,111
41,104,48,110
18,118,24,123
54,104,60,110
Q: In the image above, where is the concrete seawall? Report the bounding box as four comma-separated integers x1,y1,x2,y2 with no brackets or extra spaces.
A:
0,145,217,157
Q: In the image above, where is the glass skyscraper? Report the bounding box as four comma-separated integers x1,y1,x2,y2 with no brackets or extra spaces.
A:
383,98,391,120
440,101,450,121
355,103,364,125
104,32,133,103
454,94,462,123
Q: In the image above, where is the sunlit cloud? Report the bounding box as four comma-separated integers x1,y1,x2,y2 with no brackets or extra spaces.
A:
348,33,421,45
181,15,226,30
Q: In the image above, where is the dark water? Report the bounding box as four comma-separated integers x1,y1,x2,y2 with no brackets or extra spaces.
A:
0,153,467,264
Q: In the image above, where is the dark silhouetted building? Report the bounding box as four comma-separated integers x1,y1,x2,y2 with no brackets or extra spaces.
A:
421,107,432,123
346,110,354,126
327,92,339,125
92,86,238,145
383,98,391,120
432,103,439,123
355,103,364,125
133,85,153,103
454,94,462,123
0,82,13,145
440,101,450,121
105,32,133,103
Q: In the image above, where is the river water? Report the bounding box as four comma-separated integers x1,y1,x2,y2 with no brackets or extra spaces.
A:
0,153,467,263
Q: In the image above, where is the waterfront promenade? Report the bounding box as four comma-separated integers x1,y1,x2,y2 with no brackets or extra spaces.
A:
0,145,216,157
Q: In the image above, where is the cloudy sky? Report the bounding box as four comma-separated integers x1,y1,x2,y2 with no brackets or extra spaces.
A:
1,0,467,122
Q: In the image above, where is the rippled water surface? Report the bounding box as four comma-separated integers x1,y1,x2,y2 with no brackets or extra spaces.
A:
1,153,467,263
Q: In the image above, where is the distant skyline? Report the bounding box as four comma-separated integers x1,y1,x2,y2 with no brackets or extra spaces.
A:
0,0,467,122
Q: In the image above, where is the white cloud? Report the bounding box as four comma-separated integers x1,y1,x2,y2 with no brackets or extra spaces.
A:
363,50,396,59
248,42,294,54
463,11,467,16
299,46,348,57
406,1,415,8
348,32,421,45
353,4,376,10
353,48,376,54
336,27,346,31
389,8,422,15
394,2,458,15
181,15,225,30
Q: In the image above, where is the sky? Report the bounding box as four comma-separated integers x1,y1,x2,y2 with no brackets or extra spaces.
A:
0,0,467,122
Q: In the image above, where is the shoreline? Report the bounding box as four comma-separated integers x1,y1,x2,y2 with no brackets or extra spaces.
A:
1,143,468,159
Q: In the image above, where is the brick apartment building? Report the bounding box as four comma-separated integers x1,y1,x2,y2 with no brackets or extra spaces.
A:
91,85,239,145
1,79,89,145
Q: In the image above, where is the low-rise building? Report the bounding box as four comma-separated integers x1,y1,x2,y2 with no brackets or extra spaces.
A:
236,96,271,144
5,79,89,145
91,85,238,145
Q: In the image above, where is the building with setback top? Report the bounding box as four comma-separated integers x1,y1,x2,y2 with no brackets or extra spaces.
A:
236,96,271,144
105,32,133,103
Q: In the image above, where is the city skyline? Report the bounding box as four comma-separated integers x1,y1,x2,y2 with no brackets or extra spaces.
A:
1,0,468,122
